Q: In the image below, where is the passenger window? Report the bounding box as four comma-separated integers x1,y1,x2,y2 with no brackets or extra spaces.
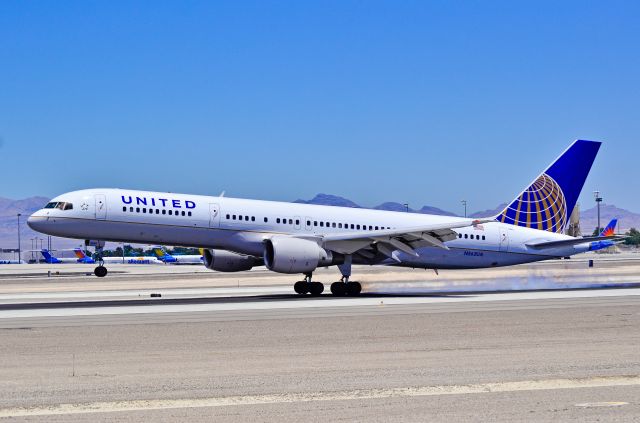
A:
351,224,355,229
188,211,192,217
277,218,281,223
332,223,336,228
482,235,485,240
156,209,160,214
476,235,480,240
251,216,255,221
320,222,324,227
314,221,318,226
307,220,311,226
246,216,249,221
338,223,342,228
375,226,379,230
239,215,243,220
136,207,140,213
182,211,186,216
458,233,462,238
123,207,126,212
264,217,268,223
357,225,360,230
233,215,236,220
162,210,166,215
369,226,372,230
226,214,230,219
142,208,146,213
296,219,300,225
168,210,172,215
289,219,292,224
464,234,468,239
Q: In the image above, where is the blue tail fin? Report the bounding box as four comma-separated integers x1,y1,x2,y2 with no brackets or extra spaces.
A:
496,140,601,233
599,218,617,237
40,249,60,263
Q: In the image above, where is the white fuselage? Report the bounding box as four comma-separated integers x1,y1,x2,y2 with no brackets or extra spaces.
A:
27,188,590,270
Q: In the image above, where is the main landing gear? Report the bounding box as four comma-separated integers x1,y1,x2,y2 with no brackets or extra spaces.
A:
292,276,361,296
294,273,324,296
330,277,361,296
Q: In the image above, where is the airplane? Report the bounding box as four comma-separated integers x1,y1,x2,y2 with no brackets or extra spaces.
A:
72,248,164,265
152,246,204,264
589,218,621,251
40,249,89,264
27,139,624,296
0,259,25,264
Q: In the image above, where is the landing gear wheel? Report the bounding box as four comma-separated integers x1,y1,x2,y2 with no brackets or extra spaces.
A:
330,282,346,296
294,281,308,294
94,266,108,278
309,282,324,296
346,281,362,296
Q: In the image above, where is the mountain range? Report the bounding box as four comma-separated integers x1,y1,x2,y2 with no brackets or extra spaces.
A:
1,194,638,254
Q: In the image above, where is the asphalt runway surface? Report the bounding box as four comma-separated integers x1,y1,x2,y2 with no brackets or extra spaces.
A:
0,258,639,421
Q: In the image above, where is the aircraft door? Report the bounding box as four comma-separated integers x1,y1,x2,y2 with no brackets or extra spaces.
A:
209,203,220,228
305,216,312,231
499,227,510,252
95,194,107,220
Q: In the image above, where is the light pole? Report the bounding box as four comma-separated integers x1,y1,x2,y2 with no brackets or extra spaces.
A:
17,213,21,263
594,191,603,234
461,200,467,218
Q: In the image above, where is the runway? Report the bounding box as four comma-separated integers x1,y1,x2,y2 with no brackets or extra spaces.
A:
0,258,639,421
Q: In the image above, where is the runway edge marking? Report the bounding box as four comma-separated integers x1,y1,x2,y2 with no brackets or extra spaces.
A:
1,375,639,417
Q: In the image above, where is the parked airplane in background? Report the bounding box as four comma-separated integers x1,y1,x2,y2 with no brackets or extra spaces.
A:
153,246,204,264
590,219,621,251
28,140,623,295
0,259,25,264
40,249,94,264
72,248,164,265
41,248,164,265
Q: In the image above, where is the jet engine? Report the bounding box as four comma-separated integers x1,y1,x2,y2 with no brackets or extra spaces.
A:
263,236,337,274
203,249,258,272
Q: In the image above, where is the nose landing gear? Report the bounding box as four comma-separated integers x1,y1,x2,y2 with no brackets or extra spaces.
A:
88,240,108,277
94,265,108,277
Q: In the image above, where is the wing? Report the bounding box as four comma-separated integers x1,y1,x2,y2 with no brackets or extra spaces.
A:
525,235,626,249
319,218,494,262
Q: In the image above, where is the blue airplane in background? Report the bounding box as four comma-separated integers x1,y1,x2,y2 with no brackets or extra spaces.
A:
153,246,204,264
589,219,620,252
40,249,94,264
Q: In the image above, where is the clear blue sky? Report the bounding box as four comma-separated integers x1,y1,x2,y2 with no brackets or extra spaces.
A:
1,1,638,213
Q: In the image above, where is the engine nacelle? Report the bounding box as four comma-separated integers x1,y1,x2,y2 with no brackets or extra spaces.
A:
203,249,257,272
263,236,336,274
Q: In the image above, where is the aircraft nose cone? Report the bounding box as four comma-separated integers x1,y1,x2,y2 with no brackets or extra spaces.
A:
27,214,48,233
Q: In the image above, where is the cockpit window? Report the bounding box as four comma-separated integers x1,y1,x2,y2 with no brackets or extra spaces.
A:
44,202,73,210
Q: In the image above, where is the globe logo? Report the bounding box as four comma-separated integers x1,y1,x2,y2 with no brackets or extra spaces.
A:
498,173,567,233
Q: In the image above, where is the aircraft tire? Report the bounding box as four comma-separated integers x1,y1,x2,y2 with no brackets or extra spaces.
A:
330,282,346,296
346,281,362,296
94,266,108,278
309,282,324,296
294,281,308,294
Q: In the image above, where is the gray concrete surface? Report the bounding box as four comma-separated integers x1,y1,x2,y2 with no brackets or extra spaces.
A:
0,259,639,421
